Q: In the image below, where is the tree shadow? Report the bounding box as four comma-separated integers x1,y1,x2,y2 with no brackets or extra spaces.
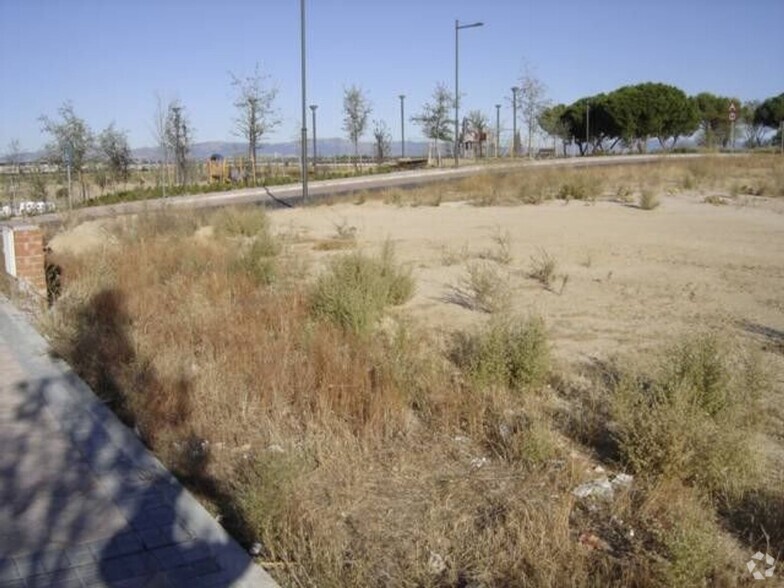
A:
0,289,273,586
719,488,784,557
739,320,784,355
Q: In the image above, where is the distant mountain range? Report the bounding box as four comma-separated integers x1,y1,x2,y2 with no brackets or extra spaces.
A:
4,139,431,164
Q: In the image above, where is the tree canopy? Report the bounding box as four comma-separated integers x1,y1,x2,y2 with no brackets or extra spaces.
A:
554,82,700,154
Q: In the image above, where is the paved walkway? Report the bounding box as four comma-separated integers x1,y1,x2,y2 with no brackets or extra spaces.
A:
0,296,277,587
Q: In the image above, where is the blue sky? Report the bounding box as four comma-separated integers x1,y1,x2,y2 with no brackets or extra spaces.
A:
1,0,782,152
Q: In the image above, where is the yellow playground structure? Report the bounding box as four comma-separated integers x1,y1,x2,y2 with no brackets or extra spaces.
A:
206,154,243,184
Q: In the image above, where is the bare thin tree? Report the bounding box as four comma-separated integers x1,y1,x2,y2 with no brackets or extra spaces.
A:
165,101,191,187
5,140,22,207
518,67,550,158
98,124,132,186
342,85,372,167
372,120,392,163
152,94,170,196
466,110,489,158
230,64,280,185
413,83,454,166
39,101,93,202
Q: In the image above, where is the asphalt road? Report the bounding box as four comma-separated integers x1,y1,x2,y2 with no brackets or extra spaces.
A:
9,153,708,227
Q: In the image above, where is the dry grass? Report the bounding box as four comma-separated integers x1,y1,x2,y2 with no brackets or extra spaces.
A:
40,194,784,587
321,155,784,210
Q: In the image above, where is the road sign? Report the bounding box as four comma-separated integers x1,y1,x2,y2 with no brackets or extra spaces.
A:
729,102,737,122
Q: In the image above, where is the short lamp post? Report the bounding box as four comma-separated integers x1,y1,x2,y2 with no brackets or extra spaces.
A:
454,19,484,168
399,94,406,158
309,104,318,175
495,103,501,158
511,86,519,158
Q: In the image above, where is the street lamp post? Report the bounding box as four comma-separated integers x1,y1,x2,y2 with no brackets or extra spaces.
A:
454,19,483,168
309,104,318,175
300,0,308,201
495,104,501,158
399,94,406,158
511,86,519,158
585,103,590,156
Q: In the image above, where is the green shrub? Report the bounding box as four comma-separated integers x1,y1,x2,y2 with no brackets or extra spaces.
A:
557,175,603,201
612,335,765,498
638,188,660,210
452,316,550,392
231,237,278,285
529,248,557,289
214,207,271,238
646,482,725,588
457,261,511,313
311,243,414,333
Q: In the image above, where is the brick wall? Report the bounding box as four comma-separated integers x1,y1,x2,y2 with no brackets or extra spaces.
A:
0,225,46,296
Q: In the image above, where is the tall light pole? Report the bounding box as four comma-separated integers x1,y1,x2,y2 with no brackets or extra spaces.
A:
495,103,501,158
300,0,308,201
399,94,406,158
511,86,519,158
309,104,318,175
585,103,590,156
454,19,484,168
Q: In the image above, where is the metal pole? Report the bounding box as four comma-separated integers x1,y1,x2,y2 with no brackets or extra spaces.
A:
66,144,72,211
310,105,317,175
453,20,483,168
780,120,783,155
300,0,308,202
399,95,406,158
585,103,590,156
454,20,459,168
495,104,501,158
730,120,735,153
511,87,518,158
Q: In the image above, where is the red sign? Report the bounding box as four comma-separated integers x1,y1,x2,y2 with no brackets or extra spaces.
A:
729,102,737,122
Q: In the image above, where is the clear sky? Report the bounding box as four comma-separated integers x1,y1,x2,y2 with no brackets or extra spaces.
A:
1,0,782,152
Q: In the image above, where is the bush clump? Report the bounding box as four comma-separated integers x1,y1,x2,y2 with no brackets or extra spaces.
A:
452,316,550,392
612,334,765,498
214,207,272,238
311,243,414,333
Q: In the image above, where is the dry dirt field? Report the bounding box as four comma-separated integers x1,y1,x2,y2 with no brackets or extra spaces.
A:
276,192,784,364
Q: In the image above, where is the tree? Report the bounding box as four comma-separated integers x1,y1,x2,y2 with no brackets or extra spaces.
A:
4,140,22,207
538,104,570,155
466,110,489,158
372,120,391,163
518,69,549,158
693,92,737,149
165,101,191,186
152,94,170,195
755,93,784,149
39,101,93,201
98,124,132,184
560,95,619,155
342,85,372,166
754,93,784,129
230,64,279,185
741,100,766,148
413,83,454,166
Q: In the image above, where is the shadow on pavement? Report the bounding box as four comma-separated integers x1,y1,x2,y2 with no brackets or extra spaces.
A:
0,290,270,586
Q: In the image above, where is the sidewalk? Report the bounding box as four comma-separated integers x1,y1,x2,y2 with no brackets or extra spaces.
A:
0,296,277,587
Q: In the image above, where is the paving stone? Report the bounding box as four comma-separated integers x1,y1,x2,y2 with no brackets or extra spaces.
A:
0,296,277,588
0,560,21,582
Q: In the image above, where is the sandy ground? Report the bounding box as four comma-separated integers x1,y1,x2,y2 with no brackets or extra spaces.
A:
272,194,784,370
46,191,784,378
